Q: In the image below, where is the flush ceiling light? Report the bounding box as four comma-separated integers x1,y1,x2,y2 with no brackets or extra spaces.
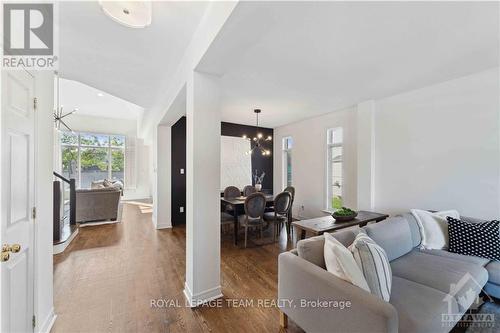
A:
99,1,152,28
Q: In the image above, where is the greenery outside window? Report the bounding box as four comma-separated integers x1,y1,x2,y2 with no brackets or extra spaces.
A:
61,131,126,188
327,128,343,211
282,136,293,187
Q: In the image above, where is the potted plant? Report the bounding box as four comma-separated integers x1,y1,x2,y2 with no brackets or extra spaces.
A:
253,170,265,191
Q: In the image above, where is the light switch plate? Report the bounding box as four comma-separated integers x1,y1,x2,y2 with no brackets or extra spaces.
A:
180,207,184,213
180,168,184,174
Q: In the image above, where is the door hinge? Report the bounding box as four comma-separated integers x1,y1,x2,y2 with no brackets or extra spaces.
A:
33,97,38,110
32,315,36,328
32,207,36,220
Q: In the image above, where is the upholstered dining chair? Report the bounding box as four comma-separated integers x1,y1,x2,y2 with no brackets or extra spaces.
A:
264,191,292,241
221,186,241,234
240,192,267,248
243,185,257,197
284,185,295,225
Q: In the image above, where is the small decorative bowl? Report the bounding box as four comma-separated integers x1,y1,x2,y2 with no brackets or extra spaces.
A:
332,212,358,222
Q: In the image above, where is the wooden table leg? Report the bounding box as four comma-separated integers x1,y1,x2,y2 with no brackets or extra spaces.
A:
280,311,288,329
300,229,306,240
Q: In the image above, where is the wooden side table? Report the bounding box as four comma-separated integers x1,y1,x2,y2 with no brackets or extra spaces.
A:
292,211,389,240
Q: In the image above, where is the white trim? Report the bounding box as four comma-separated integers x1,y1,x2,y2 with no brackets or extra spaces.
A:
156,223,172,230
183,283,223,308
38,307,56,333
52,228,79,255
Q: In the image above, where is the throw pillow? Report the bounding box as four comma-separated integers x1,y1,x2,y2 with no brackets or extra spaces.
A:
103,179,113,187
411,209,460,250
447,217,500,260
349,233,392,302
323,232,371,292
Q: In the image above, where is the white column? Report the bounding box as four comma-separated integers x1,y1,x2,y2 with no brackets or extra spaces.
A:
152,125,172,229
184,71,222,306
357,100,376,210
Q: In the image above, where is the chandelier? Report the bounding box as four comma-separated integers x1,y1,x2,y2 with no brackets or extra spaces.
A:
54,106,77,132
243,109,272,156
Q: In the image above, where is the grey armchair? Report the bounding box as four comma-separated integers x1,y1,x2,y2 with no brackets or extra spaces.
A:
76,187,121,223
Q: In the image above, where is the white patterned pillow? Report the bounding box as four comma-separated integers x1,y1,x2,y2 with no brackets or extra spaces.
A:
349,233,392,302
323,233,371,292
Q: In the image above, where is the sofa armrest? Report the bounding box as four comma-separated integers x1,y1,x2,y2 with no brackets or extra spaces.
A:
278,252,398,333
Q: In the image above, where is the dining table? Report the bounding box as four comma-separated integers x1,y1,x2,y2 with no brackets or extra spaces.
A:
221,194,274,245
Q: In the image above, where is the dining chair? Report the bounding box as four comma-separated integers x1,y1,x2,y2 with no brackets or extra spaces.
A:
221,186,241,234
264,191,292,241
240,192,267,248
284,185,295,226
243,185,257,196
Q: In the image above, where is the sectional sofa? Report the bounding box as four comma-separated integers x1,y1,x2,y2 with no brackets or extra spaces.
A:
278,213,499,333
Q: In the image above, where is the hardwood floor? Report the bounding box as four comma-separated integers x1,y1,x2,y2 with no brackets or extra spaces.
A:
52,201,303,332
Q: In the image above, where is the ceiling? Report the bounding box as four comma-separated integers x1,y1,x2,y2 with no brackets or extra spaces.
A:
58,78,143,120
58,1,209,109
198,1,499,128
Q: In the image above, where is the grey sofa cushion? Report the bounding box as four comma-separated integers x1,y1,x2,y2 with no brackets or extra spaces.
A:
421,249,490,267
296,229,358,269
390,276,459,333
399,212,422,247
363,217,414,261
485,260,500,285
391,250,488,311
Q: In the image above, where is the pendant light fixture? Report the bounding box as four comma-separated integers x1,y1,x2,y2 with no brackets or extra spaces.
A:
243,109,272,156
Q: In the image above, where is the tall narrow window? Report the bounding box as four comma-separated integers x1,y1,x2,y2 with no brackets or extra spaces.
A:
282,136,293,187
327,128,343,211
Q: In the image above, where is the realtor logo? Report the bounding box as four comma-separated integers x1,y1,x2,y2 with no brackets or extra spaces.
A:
2,3,57,69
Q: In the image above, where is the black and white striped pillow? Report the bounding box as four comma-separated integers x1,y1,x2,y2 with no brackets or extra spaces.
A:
349,233,392,302
447,217,500,260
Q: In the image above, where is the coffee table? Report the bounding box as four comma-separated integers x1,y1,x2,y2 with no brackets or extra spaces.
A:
292,210,389,240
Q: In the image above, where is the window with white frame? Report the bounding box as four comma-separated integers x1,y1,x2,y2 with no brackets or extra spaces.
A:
327,128,343,210
282,136,293,187
60,131,126,188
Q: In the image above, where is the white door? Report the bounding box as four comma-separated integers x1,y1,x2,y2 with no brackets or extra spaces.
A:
1,70,36,333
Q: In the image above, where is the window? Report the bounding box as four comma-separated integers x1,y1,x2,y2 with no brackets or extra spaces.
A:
60,131,126,188
282,136,293,187
327,128,343,211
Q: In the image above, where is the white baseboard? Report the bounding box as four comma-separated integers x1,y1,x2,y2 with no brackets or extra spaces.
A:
156,223,172,229
38,308,56,333
183,283,223,308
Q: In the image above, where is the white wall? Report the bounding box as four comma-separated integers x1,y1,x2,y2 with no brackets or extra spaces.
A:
35,71,56,333
273,68,499,220
374,68,499,219
273,106,358,219
62,114,151,200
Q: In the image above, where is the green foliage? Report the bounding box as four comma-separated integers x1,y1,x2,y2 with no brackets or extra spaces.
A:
111,149,124,171
332,195,343,210
60,133,125,171
80,148,108,171
62,147,77,172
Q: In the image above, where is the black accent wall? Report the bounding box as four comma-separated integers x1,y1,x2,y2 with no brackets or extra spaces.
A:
170,117,274,226
171,117,186,226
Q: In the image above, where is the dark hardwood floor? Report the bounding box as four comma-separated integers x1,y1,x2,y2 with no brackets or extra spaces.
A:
52,201,303,332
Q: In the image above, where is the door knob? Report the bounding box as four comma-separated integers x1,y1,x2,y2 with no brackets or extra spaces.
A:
0,252,9,262
2,244,21,253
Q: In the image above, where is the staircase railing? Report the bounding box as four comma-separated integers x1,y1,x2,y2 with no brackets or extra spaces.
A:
53,171,76,242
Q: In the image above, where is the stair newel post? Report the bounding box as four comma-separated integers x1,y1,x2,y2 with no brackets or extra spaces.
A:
53,180,61,241
69,178,76,225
